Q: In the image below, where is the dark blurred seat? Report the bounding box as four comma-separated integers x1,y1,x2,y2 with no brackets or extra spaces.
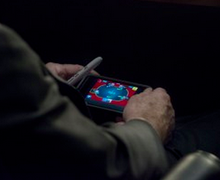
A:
0,150,219,180
162,150,220,180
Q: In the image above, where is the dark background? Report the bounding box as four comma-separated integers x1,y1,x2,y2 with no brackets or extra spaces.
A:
1,0,220,117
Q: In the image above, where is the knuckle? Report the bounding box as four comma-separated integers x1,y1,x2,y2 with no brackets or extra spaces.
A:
129,94,142,102
166,94,171,101
155,87,167,93
154,88,171,100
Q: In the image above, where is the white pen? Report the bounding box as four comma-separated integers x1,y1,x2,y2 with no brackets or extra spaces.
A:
67,56,103,86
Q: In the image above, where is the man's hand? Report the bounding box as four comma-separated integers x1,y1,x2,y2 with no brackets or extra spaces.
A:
123,88,175,143
46,62,99,80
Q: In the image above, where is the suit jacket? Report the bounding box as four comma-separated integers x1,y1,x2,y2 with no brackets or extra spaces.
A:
0,24,168,180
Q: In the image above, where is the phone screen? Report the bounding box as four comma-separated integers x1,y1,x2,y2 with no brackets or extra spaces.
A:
78,75,149,113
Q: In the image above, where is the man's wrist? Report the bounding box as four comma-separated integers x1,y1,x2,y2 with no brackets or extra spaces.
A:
126,117,162,141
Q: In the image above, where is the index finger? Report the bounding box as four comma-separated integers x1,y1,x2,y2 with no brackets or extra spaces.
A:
63,64,83,76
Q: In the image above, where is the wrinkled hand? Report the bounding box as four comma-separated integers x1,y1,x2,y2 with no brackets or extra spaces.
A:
46,62,99,80
123,87,175,143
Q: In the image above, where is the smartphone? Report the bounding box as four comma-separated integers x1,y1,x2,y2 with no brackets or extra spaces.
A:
77,75,150,114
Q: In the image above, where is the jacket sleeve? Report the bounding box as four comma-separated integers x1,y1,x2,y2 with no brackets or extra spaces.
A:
0,24,169,180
